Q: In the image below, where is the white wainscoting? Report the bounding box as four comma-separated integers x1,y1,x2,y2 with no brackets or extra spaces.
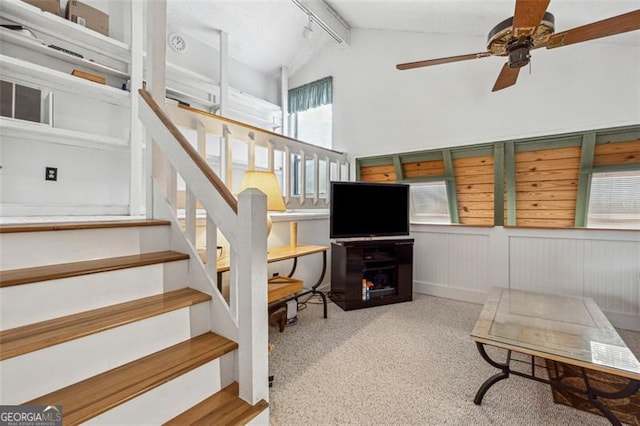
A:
411,225,640,331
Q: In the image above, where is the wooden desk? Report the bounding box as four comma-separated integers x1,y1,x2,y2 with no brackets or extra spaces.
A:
216,244,329,318
471,287,640,425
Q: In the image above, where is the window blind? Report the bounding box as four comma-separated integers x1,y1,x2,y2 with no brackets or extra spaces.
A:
587,171,640,228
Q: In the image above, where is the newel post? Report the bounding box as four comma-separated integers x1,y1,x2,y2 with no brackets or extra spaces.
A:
237,188,269,404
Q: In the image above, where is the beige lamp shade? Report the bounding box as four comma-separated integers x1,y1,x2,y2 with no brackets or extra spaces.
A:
238,170,286,212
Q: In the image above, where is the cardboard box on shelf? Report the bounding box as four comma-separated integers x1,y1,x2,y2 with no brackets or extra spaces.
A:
66,0,109,37
21,0,61,16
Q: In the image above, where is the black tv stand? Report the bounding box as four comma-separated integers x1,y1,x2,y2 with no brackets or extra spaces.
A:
330,238,413,311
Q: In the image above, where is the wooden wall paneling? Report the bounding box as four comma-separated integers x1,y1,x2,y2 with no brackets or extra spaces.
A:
516,179,578,192
516,190,577,201
514,146,583,161
453,154,495,226
516,218,575,227
516,209,576,219
515,169,580,182
456,191,494,202
514,145,581,228
515,157,583,172
458,201,495,216
401,160,445,178
358,164,396,182
456,183,495,193
517,200,577,210
455,174,495,184
593,139,640,166
594,152,640,166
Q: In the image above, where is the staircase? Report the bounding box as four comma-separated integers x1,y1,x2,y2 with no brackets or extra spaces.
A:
0,219,268,425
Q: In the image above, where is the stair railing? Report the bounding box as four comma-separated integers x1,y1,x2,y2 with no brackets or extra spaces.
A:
138,88,268,405
166,102,350,208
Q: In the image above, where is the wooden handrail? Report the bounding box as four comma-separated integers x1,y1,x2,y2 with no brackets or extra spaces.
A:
139,89,238,213
178,103,345,155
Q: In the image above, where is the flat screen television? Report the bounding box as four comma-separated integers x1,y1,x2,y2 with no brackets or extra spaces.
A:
330,181,410,239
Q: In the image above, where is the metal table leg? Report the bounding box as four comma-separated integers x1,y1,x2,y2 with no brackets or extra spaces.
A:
474,342,511,405
578,367,640,426
473,343,640,426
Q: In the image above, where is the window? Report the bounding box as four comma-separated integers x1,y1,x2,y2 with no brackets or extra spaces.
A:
587,171,640,229
288,77,332,148
410,182,451,224
292,104,332,148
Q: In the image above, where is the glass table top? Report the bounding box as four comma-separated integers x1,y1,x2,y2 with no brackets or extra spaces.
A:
471,287,640,379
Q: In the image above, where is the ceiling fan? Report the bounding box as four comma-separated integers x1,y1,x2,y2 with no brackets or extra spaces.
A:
396,1,640,92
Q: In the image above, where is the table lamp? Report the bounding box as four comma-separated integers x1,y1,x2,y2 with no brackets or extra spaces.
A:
238,170,286,236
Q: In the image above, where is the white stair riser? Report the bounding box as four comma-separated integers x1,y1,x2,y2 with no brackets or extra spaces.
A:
86,353,236,425
0,261,188,330
0,226,170,269
248,409,270,425
0,304,211,404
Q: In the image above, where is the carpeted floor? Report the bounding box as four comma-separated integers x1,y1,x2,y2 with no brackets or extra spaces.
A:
268,293,640,425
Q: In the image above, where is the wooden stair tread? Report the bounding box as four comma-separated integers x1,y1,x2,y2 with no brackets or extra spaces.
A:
28,332,238,426
164,382,268,426
0,250,189,288
0,219,171,233
0,288,211,361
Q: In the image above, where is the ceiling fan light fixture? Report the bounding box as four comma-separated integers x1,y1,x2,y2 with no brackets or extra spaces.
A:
507,38,533,68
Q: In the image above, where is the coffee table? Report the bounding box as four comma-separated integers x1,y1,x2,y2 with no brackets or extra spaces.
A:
471,287,640,425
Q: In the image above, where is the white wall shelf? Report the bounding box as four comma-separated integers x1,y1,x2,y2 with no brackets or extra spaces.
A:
166,87,218,110
164,62,282,131
0,26,129,79
0,0,130,64
0,54,130,106
0,117,128,151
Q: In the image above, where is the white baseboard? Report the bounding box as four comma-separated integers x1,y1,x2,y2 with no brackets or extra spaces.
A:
605,311,640,332
247,408,270,425
413,281,488,305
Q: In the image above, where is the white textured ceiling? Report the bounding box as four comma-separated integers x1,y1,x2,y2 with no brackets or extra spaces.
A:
166,0,640,76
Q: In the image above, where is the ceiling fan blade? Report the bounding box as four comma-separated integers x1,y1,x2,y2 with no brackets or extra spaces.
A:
492,63,521,92
546,9,640,49
396,52,491,70
513,0,551,35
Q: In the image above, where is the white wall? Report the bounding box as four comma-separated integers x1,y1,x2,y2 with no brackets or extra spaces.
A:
1,139,130,215
290,28,640,156
412,225,640,331
166,24,279,105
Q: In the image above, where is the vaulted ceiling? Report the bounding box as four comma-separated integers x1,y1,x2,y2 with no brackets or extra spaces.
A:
166,0,640,77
